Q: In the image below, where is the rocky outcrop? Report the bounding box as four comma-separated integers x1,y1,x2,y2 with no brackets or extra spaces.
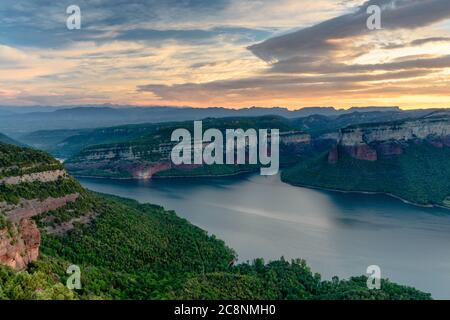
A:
75,143,171,162
280,132,311,144
0,219,40,271
65,139,176,179
1,193,80,223
127,162,173,179
340,117,450,146
66,159,174,179
80,146,140,161
329,115,450,162
0,192,80,270
328,145,339,164
0,141,89,272
343,145,378,161
0,169,67,185
44,211,98,236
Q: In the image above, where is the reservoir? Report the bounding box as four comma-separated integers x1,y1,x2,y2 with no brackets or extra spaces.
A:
78,173,450,299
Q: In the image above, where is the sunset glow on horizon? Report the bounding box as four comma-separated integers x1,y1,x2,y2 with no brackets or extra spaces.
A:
1,0,450,109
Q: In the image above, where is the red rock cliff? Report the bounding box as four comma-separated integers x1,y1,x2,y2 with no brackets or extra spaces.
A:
328,115,450,163
0,219,40,271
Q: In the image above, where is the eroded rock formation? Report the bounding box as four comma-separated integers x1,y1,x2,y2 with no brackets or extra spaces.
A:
0,219,40,270
0,169,66,185
329,115,450,162
1,193,80,223
0,166,79,270
328,145,339,164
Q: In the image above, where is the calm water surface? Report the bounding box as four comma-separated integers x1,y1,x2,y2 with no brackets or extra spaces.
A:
78,174,450,299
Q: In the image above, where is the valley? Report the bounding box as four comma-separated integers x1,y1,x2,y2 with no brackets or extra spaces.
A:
4,0,450,305
78,173,450,299
3,106,450,299
0,140,430,300
21,108,450,209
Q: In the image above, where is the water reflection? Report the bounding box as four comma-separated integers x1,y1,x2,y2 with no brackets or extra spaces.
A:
79,173,450,299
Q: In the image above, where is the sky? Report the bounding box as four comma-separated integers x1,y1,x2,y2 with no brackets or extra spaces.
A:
1,0,450,109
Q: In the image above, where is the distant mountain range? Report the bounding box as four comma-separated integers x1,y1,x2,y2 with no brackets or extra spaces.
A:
0,105,404,136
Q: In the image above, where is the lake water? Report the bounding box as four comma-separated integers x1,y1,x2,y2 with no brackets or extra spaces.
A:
78,174,450,299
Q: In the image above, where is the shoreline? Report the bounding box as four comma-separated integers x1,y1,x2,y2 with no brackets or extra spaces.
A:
281,179,450,210
72,171,450,211
153,169,258,179
71,169,258,181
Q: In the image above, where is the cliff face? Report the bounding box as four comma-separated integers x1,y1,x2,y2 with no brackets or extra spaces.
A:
0,169,66,185
0,219,40,270
0,188,77,270
65,158,173,179
64,141,174,179
329,116,450,163
78,146,141,161
340,117,450,145
0,143,82,270
1,193,80,223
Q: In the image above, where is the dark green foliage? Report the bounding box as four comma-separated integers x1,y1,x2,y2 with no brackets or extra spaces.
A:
0,177,84,204
235,258,320,300
0,142,62,178
282,143,450,207
0,140,434,300
0,214,7,229
36,195,95,227
317,276,431,300
41,194,235,274
174,273,268,300
34,193,432,300
174,258,431,300
0,265,75,300
0,142,58,168
33,193,236,299
28,255,175,300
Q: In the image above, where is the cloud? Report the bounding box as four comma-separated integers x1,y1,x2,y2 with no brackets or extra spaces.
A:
137,0,450,108
410,37,450,46
248,0,450,63
269,54,450,74
1,0,450,108
0,0,233,48
137,69,437,102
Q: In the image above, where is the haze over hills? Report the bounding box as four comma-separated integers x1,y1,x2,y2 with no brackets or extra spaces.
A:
28,108,450,209
18,108,438,160
0,105,406,136
0,133,24,147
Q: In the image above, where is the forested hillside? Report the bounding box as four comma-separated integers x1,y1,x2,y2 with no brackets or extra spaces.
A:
0,142,432,300
282,114,450,207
